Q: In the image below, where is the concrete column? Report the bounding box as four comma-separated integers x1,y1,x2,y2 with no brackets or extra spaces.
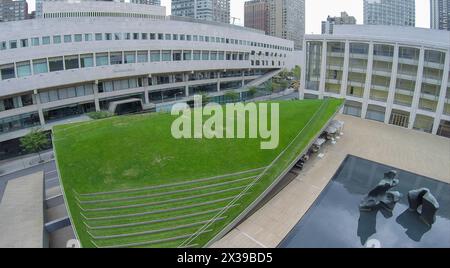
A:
33,90,45,126
408,47,425,129
184,73,189,97
217,71,221,92
432,49,450,135
144,76,150,104
241,71,245,87
385,43,400,124
299,39,307,99
361,42,374,119
318,40,328,99
93,81,100,112
340,40,350,98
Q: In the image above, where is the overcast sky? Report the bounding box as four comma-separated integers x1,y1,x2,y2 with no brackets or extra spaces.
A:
27,0,430,34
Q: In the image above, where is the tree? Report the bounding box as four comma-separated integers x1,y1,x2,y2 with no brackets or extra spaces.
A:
224,91,239,102
247,86,257,97
20,128,50,162
292,65,301,80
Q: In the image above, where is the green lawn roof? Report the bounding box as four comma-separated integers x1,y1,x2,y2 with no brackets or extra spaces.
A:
53,99,343,248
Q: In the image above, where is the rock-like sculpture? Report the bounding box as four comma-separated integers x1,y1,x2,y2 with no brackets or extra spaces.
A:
359,170,403,212
407,188,439,226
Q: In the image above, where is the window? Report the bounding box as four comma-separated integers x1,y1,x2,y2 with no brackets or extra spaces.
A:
95,33,103,41
105,33,112,40
63,35,72,43
141,33,148,40
96,53,108,66
183,51,192,61
158,33,164,40
150,33,156,40
114,33,121,40
133,33,139,40
110,52,123,65
84,34,93,41
9,40,17,49
193,35,198,41
137,51,148,63
20,39,28,48
180,34,185,41
162,50,171,61
49,57,64,72
80,54,94,68
124,52,136,64
33,59,48,74
210,51,217,60
16,61,32,78
165,34,171,40
0,64,15,80
65,55,79,70
150,51,160,62
172,34,178,40
31,37,40,46
186,35,192,41
193,51,201,60
74,34,82,42
173,50,182,61
1,41,7,50
202,51,209,61
218,51,225,60
124,33,131,40
53,35,61,44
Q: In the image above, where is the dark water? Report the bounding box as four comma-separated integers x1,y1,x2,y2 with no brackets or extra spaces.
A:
279,155,450,248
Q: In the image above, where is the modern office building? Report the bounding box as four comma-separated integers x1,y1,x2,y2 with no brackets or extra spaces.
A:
35,0,125,18
171,0,230,24
131,0,161,5
0,1,295,157
244,0,268,34
268,0,305,50
363,0,415,27
431,0,450,31
0,0,28,22
300,25,450,138
322,12,357,34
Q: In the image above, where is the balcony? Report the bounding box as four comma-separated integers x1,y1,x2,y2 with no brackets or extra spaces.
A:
423,61,444,70
422,75,442,86
370,83,390,92
372,68,392,77
327,52,345,58
397,72,417,81
326,64,344,71
373,55,393,62
349,53,368,60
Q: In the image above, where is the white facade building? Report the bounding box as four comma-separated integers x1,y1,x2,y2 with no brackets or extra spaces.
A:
300,25,450,138
0,1,294,156
431,0,450,31
363,0,415,27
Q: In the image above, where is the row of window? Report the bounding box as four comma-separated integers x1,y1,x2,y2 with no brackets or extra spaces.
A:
0,32,293,52
0,50,252,81
324,41,446,64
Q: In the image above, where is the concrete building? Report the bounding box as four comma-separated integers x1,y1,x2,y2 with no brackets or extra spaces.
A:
363,0,415,27
35,0,125,18
0,0,28,22
268,0,305,50
171,0,230,24
0,1,295,155
322,12,357,34
431,0,450,31
131,0,161,5
300,25,450,138
244,0,268,34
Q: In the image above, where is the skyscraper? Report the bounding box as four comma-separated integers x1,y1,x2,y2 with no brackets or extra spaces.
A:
321,12,357,34
268,0,305,50
36,0,126,18
431,0,450,30
244,0,268,33
363,0,415,27
171,0,230,24
131,0,161,5
0,0,28,22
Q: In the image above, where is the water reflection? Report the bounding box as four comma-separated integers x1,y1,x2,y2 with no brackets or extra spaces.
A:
396,209,431,242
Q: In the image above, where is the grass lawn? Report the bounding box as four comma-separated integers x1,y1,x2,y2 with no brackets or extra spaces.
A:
53,99,343,248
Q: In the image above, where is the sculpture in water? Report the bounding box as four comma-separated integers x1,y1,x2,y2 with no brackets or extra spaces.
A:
407,188,439,226
359,170,403,212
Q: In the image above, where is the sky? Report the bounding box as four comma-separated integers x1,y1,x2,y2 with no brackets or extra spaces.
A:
27,0,430,34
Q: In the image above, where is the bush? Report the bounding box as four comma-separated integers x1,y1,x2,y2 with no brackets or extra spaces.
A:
87,111,114,120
